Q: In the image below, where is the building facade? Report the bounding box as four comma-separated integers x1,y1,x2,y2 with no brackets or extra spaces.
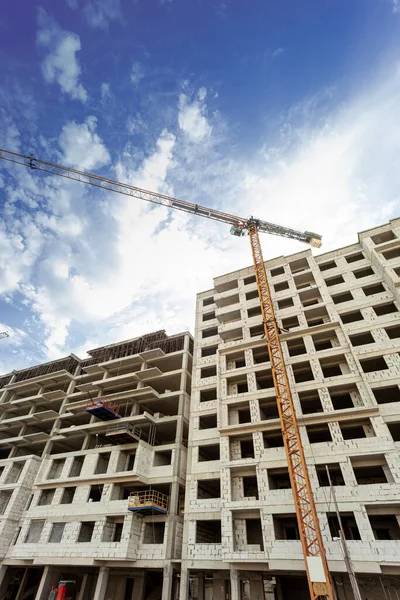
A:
180,218,400,600
0,330,193,600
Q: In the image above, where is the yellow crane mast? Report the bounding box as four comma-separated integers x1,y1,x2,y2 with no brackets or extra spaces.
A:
0,147,333,600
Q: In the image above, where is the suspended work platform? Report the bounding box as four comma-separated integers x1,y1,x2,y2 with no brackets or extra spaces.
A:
128,490,168,515
106,421,142,444
86,397,121,421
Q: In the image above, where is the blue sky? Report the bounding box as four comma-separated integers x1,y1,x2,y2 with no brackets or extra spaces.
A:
1,0,400,373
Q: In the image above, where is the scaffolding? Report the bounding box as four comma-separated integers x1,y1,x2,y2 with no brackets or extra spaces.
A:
128,490,168,514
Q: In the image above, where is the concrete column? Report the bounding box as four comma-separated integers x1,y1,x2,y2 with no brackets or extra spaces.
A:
93,567,110,600
15,569,30,600
133,573,146,600
34,566,60,600
0,566,8,588
179,567,189,600
230,569,240,600
162,563,174,600
198,574,205,600
77,573,90,600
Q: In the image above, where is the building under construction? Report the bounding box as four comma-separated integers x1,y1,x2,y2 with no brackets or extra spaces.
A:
0,220,400,599
0,330,193,600
180,218,400,600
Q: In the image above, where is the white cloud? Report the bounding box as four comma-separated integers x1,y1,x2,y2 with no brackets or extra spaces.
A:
272,47,284,58
393,0,399,13
59,116,111,170
178,88,212,142
37,10,88,103
84,0,122,29
101,82,112,101
130,62,144,86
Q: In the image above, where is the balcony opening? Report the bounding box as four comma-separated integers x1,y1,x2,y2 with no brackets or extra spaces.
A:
320,355,348,377
352,463,388,485
340,422,370,440
373,303,398,316
278,297,294,310
345,252,363,264
215,279,238,293
327,513,361,539
203,297,214,307
307,424,332,443
215,293,240,309
274,281,289,293
332,292,353,304
271,266,285,277
300,288,322,307
201,365,217,379
200,388,217,402
47,459,65,481
38,489,55,506
102,517,124,542
203,311,216,322
259,398,279,421
243,475,259,498
201,345,218,358
382,247,400,260
354,267,374,279
198,444,220,462
255,370,274,389
60,487,76,504
143,522,165,544
238,408,252,424
95,453,111,475
248,306,262,318
340,310,364,324
24,520,45,544
316,464,345,486
246,290,259,301
77,522,95,543
363,283,385,296
263,430,284,448
220,326,243,342
252,346,270,364
196,520,221,543
292,362,314,383
244,275,257,285
281,316,299,330
287,339,307,357
245,518,264,549
388,422,400,441
312,330,339,351
368,513,400,540
329,391,354,410
250,324,264,337
360,357,388,373
226,350,246,369
298,391,323,414
199,414,217,429
290,258,309,274
0,490,13,515
240,439,255,459
319,260,336,271
88,484,103,503
274,515,299,540
371,231,396,244
372,386,400,404
197,479,221,499
48,523,65,544
153,450,172,466
385,325,400,339
268,467,291,489
69,456,84,478
202,327,218,339
350,332,375,346
325,275,345,287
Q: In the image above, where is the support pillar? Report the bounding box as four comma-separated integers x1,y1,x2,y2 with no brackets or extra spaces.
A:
93,567,110,600
77,573,90,600
230,569,240,600
179,567,189,600
133,573,146,600
34,566,60,600
162,563,174,600
15,569,30,600
198,574,205,600
0,566,8,588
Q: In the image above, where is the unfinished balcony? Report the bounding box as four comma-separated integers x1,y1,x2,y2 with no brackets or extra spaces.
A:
312,330,340,352
215,304,241,323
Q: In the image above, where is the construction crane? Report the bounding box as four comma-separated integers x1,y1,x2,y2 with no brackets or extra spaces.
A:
0,147,333,600
0,332,9,340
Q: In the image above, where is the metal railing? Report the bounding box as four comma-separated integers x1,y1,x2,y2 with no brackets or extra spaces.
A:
128,490,168,512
